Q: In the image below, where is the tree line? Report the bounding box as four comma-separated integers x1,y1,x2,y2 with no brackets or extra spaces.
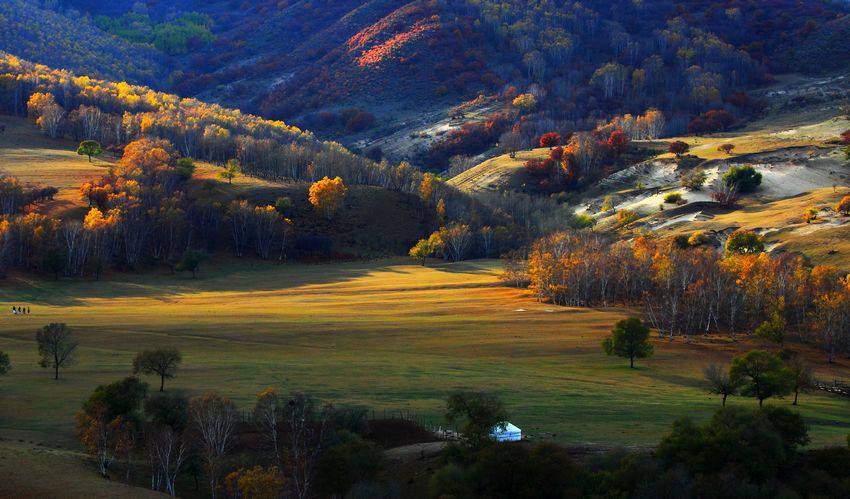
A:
518,230,850,362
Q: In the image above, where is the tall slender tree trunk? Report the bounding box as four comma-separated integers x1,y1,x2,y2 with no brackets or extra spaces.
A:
160,375,165,392
722,393,727,406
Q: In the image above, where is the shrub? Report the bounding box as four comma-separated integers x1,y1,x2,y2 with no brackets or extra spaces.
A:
717,143,735,155
725,229,764,255
723,165,762,193
803,207,818,223
669,140,689,157
663,192,684,203
539,132,561,148
688,231,707,246
616,210,640,227
681,170,708,190
573,213,596,229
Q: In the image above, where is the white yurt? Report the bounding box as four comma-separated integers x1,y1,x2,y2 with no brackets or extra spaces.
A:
491,422,522,442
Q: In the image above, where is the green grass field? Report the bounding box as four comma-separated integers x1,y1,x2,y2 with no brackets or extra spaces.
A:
1,259,848,450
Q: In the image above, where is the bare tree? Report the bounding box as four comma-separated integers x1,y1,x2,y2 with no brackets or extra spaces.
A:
146,425,188,496
190,392,237,499
283,393,328,499
253,388,283,462
36,323,78,380
440,223,472,262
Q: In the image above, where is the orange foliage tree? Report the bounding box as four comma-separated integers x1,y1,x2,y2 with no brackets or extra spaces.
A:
308,176,347,218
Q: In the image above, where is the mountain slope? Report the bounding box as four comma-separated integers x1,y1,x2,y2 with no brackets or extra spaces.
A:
0,0,165,84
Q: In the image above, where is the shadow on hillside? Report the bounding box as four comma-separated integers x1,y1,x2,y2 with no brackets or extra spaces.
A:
0,258,500,307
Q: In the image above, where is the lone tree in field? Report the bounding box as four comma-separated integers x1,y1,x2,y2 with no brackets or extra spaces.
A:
133,347,182,391
218,159,240,184
446,391,508,450
175,249,208,278
729,350,794,407
783,352,814,406
309,176,347,219
409,238,434,265
602,317,654,368
717,143,735,155
36,323,78,380
668,140,689,158
0,351,9,376
703,363,742,406
76,140,102,162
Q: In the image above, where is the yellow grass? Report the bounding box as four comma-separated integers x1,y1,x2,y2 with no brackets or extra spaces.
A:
0,116,113,218
657,187,850,268
448,148,548,192
1,259,848,452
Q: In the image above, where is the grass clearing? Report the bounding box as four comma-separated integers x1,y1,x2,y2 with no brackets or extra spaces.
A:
0,116,113,218
1,259,848,450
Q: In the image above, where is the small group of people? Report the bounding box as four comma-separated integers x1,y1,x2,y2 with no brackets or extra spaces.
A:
10,306,30,315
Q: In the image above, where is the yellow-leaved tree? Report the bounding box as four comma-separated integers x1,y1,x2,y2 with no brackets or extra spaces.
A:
308,176,347,218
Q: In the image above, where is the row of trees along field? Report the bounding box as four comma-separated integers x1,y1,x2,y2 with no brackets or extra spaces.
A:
515,230,850,363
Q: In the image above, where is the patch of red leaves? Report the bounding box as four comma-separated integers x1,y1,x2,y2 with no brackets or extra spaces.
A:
353,17,439,67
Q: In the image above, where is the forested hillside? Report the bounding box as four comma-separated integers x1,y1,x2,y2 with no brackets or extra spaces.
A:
22,0,849,170
0,0,165,84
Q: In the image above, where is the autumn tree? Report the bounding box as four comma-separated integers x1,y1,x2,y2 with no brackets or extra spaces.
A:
725,229,764,255
606,129,629,156
704,364,741,406
133,347,182,392
36,322,78,380
602,317,654,368
419,172,436,203
729,350,794,406
224,466,285,499
439,223,472,262
190,392,237,499
77,377,147,478
409,238,434,265
308,176,347,219
539,132,562,149
76,404,134,478
717,143,735,155
836,195,850,216
668,141,689,158
77,140,102,162
811,281,850,363
512,93,536,111
218,159,240,184
253,388,283,462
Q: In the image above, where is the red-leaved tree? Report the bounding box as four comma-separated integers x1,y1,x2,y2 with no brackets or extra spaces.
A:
539,132,562,149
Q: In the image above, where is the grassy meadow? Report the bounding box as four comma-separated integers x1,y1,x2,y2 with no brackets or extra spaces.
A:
1,259,848,451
